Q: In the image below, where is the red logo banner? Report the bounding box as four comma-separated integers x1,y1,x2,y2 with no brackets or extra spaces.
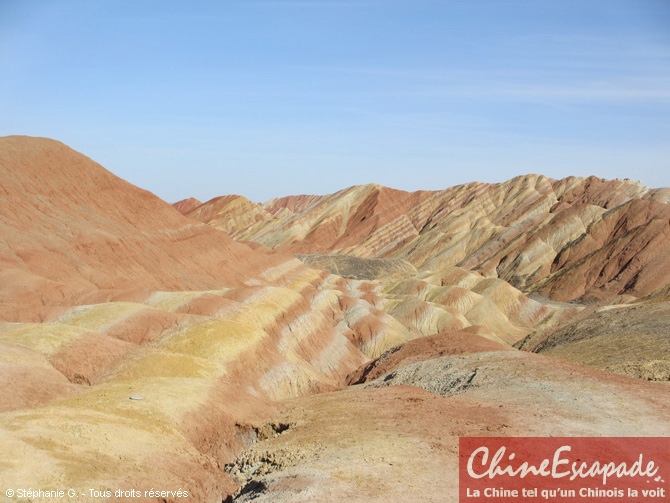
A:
459,437,669,502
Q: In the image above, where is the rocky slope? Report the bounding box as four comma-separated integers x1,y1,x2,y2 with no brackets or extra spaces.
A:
223,334,670,502
517,301,670,380
294,254,417,281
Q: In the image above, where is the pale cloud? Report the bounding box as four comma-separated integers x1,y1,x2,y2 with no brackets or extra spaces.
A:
254,1,367,7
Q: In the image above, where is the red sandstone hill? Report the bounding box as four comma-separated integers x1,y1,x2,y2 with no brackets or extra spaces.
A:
0,136,296,309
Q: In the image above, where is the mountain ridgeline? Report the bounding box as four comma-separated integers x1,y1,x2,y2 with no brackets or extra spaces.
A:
177,177,670,303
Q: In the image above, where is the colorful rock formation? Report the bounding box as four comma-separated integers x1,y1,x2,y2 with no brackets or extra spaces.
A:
1,136,668,503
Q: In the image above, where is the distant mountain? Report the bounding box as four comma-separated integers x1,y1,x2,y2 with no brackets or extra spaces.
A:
172,196,202,214
184,176,670,302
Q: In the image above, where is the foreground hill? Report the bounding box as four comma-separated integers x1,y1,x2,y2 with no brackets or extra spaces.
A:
181,177,670,302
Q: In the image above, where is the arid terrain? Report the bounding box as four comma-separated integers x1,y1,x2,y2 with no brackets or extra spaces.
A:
1,136,669,503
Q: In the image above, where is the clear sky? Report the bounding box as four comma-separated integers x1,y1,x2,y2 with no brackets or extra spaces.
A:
1,0,669,203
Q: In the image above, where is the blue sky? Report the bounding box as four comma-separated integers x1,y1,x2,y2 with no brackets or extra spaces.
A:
1,0,669,202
